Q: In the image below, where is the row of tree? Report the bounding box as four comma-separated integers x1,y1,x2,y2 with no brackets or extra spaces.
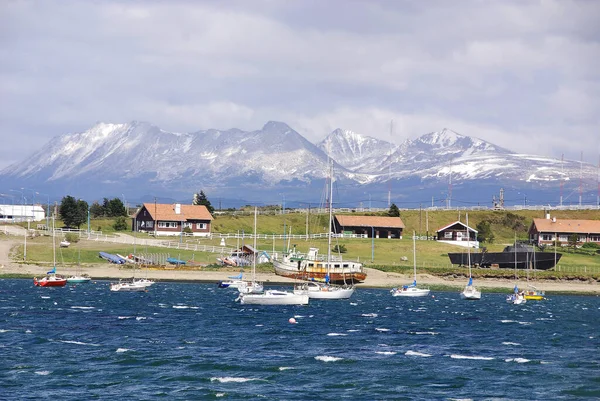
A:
59,196,127,228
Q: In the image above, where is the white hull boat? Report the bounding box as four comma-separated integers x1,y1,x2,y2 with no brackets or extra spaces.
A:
295,281,354,299
110,281,147,292
460,284,481,300
239,289,309,305
391,286,430,297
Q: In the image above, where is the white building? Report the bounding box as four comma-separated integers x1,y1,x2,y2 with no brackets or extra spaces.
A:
0,204,46,222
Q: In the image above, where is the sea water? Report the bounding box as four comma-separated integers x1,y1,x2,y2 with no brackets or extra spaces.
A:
0,279,599,400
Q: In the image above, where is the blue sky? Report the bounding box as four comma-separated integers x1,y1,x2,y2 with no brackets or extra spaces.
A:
1,0,599,170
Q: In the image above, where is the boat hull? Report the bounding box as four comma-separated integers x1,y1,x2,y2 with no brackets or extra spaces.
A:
295,282,355,299
448,251,561,270
460,285,481,300
239,290,309,305
34,276,67,287
67,277,91,284
273,263,367,284
391,287,430,297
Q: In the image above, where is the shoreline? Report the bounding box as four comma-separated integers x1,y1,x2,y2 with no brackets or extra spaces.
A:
2,262,599,295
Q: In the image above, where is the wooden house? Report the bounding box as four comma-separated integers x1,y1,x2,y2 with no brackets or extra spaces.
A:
333,215,405,239
436,221,477,243
528,216,600,246
132,203,213,237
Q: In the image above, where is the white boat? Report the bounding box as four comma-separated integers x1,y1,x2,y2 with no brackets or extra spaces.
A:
237,280,264,294
460,214,481,300
110,280,147,292
506,288,527,305
296,162,355,300
239,289,309,305
133,278,155,287
391,231,430,297
66,275,91,284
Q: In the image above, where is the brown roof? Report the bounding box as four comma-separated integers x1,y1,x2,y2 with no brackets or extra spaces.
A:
335,215,405,229
139,203,213,221
436,221,477,233
532,218,600,234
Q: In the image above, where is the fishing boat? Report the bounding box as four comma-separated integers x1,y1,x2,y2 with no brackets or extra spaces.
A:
272,161,366,284
460,214,481,300
391,232,430,297
34,216,67,288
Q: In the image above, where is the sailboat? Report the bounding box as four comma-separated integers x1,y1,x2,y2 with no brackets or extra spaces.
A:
523,245,545,300
236,208,264,294
34,216,67,287
506,234,526,304
67,247,91,284
295,160,355,300
391,231,430,297
237,208,307,305
460,214,481,300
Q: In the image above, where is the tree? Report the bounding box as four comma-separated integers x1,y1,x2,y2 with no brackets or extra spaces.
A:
89,201,104,218
59,196,88,228
193,190,215,214
107,198,127,217
112,216,129,231
388,203,400,217
475,220,495,244
567,233,579,250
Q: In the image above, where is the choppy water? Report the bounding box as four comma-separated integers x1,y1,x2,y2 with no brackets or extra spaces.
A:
1,279,599,400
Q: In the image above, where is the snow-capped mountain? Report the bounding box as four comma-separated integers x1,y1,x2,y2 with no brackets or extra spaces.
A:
0,122,597,207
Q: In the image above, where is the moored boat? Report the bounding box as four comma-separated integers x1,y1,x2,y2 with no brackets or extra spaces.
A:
238,289,309,305
110,280,147,292
449,243,561,270
66,275,91,284
34,272,67,287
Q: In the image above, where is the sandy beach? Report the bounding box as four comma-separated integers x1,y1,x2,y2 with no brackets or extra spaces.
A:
1,239,598,294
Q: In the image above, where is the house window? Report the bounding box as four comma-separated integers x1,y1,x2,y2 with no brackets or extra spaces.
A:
196,223,206,229
559,235,568,242
444,232,453,239
590,235,600,242
143,210,147,216
542,234,553,241
158,222,177,228
183,222,193,229
146,221,154,228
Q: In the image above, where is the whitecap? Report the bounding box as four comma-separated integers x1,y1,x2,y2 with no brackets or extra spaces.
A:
278,367,294,371
255,324,263,327
70,306,95,310
505,358,530,363
135,317,146,321
362,313,378,318
216,393,225,397
414,331,439,335
25,330,32,334
172,305,189,309
347,329,360,332
517,321,533,325
502,342,521,346
35,371,51,375
58,340,101,347
375,328,390,332
0,329,13,333
116,348,130,353
293,315,305,318
327,333,348,336
350,302,358,306
210,377,258,383
500,320,515,323
376,351,397,355
315,355,343,362
450,354,494,360
118,316,133,320
405,350,432,357
41,296,50,299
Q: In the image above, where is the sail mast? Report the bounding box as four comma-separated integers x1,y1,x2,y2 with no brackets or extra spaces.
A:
253,207,257,283
412,230,417,281
466,213,471,278
326,159,334,284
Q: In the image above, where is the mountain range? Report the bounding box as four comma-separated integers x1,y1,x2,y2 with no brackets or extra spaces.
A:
1,121,598,208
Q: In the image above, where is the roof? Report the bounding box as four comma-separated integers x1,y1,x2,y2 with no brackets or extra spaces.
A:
334,215,405,229
436,221,478,233
138,203,213,221
532,218,600,234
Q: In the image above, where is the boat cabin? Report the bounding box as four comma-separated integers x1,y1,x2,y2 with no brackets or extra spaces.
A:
333,215,405,239
132,203,213,237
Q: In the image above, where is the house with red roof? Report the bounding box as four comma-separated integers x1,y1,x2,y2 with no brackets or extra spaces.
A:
132,203,213,237
333,215,405,239
528,215,600,246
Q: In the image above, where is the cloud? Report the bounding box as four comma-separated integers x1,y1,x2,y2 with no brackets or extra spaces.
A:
1,0,599,169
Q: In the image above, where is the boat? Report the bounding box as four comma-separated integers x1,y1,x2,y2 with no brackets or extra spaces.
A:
133,278,155,287
236,208,264,295
99,252,126,264
167,257,186,266
272,162,366,284
460,214,481,300
110,280,147,292
391,231,430,297
34,216,67,288
523,285,545,301
506,285,527,304
67,248,92,284
294,162,355,300
448,243,562,270
217,271,246,288
238,289,309,305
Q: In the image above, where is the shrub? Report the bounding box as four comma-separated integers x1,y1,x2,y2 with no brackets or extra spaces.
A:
64,233,79,243
333,244,347,253
183,227,193,234
113,216,129,231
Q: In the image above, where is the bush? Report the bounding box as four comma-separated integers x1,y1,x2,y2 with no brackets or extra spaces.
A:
64,233,79,243
183,227,193,234
113,216,129,231
582,242,599,249
332,244,347,253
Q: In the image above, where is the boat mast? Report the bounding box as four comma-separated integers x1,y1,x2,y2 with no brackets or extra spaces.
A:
412,230,417,281
326,159,334,284
253,207,257,284
466,213,471,279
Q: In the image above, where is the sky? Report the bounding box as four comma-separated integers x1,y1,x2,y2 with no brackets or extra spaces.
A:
1,0,599,170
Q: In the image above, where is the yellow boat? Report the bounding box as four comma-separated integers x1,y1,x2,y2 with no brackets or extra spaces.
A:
523,285,545,301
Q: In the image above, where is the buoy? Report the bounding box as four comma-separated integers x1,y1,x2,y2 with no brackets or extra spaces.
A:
432,295,435,298
288,317,297,324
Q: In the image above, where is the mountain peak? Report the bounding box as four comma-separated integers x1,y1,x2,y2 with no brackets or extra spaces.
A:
262,121,292,133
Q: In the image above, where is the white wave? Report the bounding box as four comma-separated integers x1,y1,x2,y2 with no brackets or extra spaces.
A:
350,302,358,306
405,350,432,357
71,306,95,310
116,348,130,353
136,317,146,321
414,331,439,335
216,393,225,397
505,358,530,363
362,313,378,317
278,367,294,371
172,305,190,309
255,324,263,327
41,296,50,299
502,342,521,346
376,351,397,355
315,355,343,362
327,333,348,336
347,329,360,332
58,340,101,347
118,316,133,320
517,321,533,325
25,330,32,333
183,340,196,344
0,329,13,333
35,371,51,375
536,318,554,321
448,398,474,401
210,377,258,383
293,315,305,318
375,328,390,332
450,354,494,361
500,320,515,323
541,361,551,364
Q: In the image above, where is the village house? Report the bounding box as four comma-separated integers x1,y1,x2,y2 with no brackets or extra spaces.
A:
435,220,479,248
333,215,405,239
132,203,213,237
528,214,600,246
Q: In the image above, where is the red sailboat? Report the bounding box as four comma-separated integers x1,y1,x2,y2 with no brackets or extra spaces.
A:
34,216,67,288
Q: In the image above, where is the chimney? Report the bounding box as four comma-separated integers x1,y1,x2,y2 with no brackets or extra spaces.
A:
174,203,181,214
